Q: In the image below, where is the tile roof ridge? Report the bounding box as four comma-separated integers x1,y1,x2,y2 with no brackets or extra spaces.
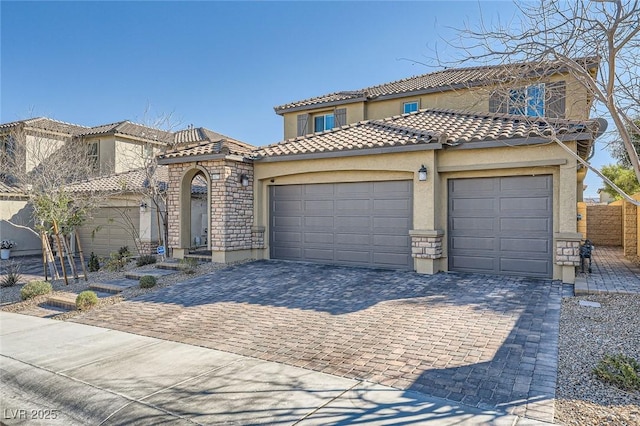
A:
24,116,90,128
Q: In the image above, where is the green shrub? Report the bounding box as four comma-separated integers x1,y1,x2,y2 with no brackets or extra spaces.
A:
88,252,100,272
1,261,22,287
20,280,53,300
179,257,199,274
593,354,640,391
105,250,130,271
139,275,157,289
118,246,131,258
136,254,157,267
76,291,98,310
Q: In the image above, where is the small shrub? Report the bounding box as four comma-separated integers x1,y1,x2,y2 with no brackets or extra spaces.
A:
118,246,131,258
20,280,53,300
593,354,640,391
76,290,98,310
139,275,157,289
136,254,157,267
88,252,100,272
105,250,129,271
1,261,22,287
179,257,199,274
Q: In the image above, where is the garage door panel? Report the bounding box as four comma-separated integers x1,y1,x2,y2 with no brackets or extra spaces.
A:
274,216,301,227
304,233,334,244
336,199,370,211
500,217,551,232
449,176,552,278
274,200,303,213
450,255,497,272
304,216,333,227
500,197,550,211
272,231,301,243
335,250,371,263
373,198,411,210
500,238,548,253
452,198,495,211
500,175,550,191
500,258,550,275
305,200,334,211
270,181,412,269
304,248,334,261
451,236,494,251
450,178,496,193
451,217,495,231
274,185,303,198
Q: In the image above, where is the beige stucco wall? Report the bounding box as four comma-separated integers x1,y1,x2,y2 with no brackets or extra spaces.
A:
0,198,40,256
280,73,593,140
253,140,580,282
25,134,66,173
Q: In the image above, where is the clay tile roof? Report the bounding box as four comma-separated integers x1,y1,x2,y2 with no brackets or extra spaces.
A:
274,57,599,113
254,108,600,159
0,180,25,196
0,117,88,135
78,121,174,144
159,127,256,160
66,166,169,194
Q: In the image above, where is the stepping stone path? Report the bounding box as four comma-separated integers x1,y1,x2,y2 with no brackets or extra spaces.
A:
35,261,181,317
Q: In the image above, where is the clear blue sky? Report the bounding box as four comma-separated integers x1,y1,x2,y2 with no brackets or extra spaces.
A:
1,1,612,197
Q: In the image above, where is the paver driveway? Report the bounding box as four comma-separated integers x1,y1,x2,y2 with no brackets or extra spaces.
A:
73,260,561,422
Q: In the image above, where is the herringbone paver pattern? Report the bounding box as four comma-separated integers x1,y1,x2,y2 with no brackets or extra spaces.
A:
73,260,561,422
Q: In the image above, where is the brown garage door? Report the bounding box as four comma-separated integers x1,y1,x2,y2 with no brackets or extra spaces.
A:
448,175,553,278
270,181,413,269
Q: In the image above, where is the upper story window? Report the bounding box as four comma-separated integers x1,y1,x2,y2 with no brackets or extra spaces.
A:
87,141,99,170
490,81,566,119
403,101,419,114
314,113,335,132
297,108,347,136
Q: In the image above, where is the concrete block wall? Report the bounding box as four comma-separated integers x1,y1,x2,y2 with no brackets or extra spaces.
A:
623,201,638,256
585,204,622,246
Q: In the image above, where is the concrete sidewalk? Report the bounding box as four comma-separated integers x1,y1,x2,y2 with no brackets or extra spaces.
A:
0,312,553,425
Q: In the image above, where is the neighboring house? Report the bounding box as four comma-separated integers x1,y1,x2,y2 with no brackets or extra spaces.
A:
160,107,603,284
597,188,615,204
0,117,222,257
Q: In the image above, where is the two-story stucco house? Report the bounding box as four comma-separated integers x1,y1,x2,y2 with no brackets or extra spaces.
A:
159,58,602,284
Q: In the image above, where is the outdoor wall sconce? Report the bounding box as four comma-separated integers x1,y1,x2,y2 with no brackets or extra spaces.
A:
418,165,428,181
139,202,148,213
240,174,250,187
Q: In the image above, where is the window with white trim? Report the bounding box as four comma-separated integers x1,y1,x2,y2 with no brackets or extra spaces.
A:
314,113,335,132
403,101,419,114
87,141,99,170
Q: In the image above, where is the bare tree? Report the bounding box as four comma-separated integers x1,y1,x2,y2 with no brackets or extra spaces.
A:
439,0,639,201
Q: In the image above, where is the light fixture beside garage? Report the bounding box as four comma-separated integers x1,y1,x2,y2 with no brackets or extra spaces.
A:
418,165,428,181
240,174,250,187
139,201,148,213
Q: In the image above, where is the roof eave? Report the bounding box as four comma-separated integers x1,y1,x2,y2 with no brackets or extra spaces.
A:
255,142,443,163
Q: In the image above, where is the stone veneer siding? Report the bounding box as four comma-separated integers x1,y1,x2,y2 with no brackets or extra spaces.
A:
167,159,254,253
555,240,580,266
411,232,443,259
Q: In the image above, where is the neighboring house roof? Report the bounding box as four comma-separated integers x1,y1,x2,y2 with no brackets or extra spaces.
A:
254,108,600,160
65,166,208,195
0,180,26,197
273,57,599,114
65,167,170,194
0,117,88,135
78,121,174,144
159,127,256,162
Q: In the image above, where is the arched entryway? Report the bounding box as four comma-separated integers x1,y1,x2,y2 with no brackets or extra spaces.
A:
180,166,211,250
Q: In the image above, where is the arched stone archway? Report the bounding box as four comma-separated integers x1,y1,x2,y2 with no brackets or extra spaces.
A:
179,166,211,250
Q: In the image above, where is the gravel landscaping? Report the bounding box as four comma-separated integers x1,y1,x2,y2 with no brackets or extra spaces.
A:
555,293,640,426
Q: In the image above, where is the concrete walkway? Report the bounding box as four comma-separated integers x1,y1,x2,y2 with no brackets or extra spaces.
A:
575,246,640,295
0,312,552,425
